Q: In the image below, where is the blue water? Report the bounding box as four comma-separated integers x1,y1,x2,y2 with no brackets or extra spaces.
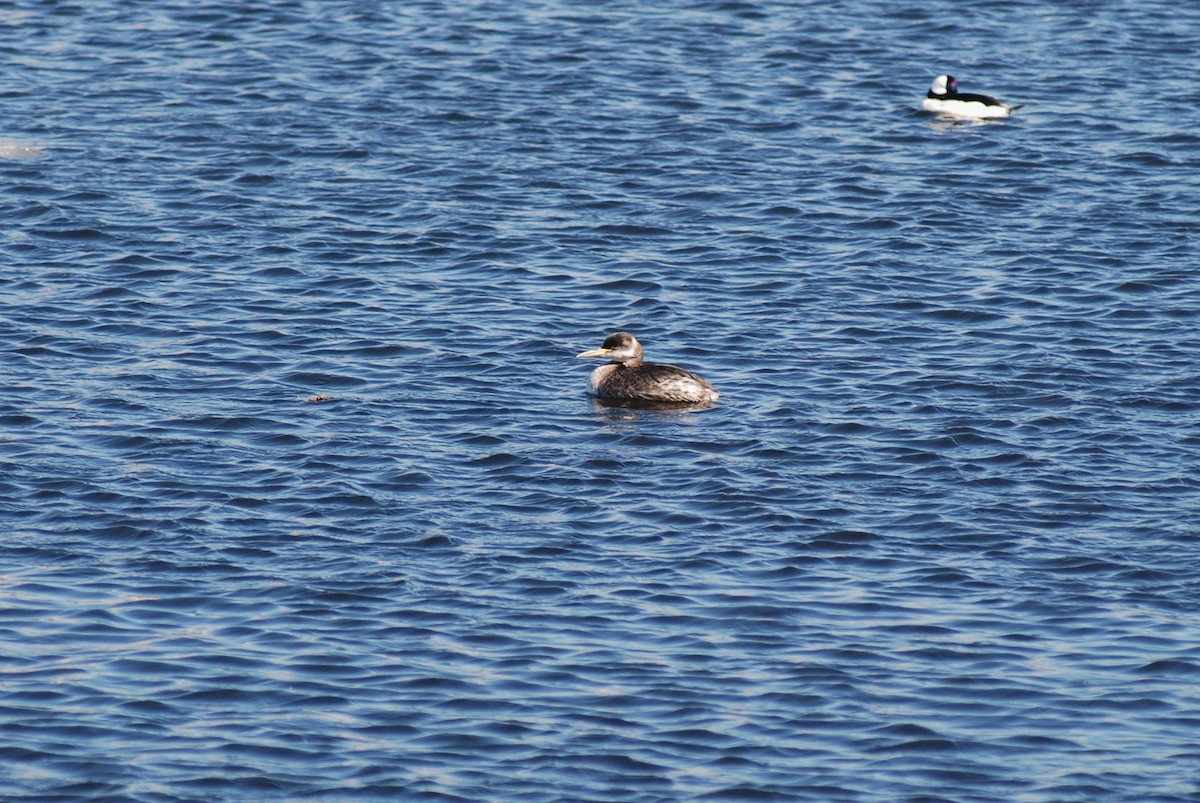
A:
2,1,1199,800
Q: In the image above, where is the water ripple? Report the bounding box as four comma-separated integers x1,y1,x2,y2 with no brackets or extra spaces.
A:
2,0,1200,800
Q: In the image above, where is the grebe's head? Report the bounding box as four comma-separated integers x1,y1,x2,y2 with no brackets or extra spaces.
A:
576,331,644,367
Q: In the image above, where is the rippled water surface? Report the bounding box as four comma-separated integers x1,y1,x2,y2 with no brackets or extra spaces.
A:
3,1,1200,800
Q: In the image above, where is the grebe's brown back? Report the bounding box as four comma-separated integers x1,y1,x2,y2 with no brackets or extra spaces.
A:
576,331,719,405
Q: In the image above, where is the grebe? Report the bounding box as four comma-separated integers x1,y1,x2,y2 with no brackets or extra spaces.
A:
576,331,719,406
922,75,1023,119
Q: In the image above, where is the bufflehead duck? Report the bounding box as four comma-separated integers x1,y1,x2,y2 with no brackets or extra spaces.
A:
922,75,1022,119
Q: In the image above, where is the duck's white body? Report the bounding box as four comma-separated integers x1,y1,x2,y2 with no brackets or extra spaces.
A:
922,75,1021,119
